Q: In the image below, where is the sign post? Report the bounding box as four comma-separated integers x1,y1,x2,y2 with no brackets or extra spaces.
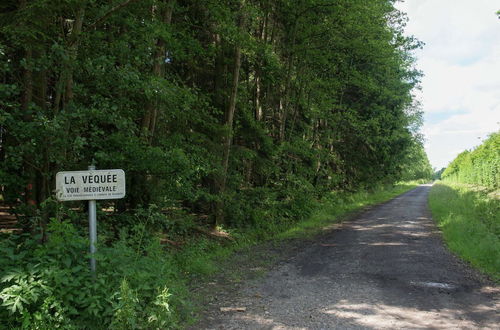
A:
88,165,97,273
56,167,126,273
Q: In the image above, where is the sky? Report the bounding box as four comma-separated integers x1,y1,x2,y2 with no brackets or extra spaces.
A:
395,0,500,170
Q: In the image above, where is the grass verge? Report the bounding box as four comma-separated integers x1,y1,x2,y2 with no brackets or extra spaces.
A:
428,181,499,282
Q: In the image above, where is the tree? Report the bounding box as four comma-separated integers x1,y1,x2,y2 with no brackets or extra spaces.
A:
0,0,431,231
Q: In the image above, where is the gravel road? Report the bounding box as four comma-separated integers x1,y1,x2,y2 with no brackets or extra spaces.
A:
194,185,499,329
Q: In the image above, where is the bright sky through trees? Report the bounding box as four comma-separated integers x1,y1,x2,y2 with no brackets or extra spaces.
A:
396,0,500,170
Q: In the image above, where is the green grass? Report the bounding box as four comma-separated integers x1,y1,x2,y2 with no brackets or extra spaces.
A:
429,182,500,282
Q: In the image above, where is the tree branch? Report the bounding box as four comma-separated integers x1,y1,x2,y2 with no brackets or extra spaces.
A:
88,0,141,29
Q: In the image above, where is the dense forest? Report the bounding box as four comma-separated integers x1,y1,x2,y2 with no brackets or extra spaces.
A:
441,132,499,189
0,0,432,327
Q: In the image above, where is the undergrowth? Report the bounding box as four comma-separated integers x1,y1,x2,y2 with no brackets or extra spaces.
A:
0,219,190,329
429,182,500,282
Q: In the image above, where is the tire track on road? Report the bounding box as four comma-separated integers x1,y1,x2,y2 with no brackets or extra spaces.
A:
197,185,499,329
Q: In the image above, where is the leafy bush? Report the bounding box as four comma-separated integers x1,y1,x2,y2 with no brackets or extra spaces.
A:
0,218,187,329
442,132,499,189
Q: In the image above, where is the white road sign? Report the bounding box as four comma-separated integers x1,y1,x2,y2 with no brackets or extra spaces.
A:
56,169,126,201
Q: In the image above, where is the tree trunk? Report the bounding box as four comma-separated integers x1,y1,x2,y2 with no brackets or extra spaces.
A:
64,7,85,107
131,0,175,209
254,7,267,122
255,74,262,121
213,33,228,114
33,48,49,206
279,24,297,142
215,2,245,227
141,0,175,143
279,18,297,142
21,46,35,208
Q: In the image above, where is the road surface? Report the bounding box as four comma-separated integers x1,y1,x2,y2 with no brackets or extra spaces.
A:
195,185,499,329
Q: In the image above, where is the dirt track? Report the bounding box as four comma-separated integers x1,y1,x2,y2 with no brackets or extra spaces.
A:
195,185,499,329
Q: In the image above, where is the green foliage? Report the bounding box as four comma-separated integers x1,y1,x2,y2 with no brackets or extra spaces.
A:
400,139,433,181
442,132,500,189
429,182,500,282
0,218,186,329
433,167,446,181
111,279,139,330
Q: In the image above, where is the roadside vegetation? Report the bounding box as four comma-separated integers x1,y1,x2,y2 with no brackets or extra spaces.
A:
429,132,499,282
440,132,499,190
0,0,432,328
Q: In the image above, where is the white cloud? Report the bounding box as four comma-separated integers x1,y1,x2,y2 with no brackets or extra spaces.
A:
420,52,500,114
396,0,500,169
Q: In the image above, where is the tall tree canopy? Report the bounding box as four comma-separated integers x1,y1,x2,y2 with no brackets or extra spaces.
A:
1,0,429,230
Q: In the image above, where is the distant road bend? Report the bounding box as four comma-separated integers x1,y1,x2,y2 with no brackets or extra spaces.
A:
198,185,500,329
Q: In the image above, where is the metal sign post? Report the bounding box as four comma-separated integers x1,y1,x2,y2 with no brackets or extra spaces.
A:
56,167,126,274
88,165,97,273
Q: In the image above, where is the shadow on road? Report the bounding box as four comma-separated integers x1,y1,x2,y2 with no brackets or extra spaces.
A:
197,186,499,329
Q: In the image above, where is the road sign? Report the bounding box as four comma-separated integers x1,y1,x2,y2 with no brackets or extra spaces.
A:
56,167,126,274
55,169,126,201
